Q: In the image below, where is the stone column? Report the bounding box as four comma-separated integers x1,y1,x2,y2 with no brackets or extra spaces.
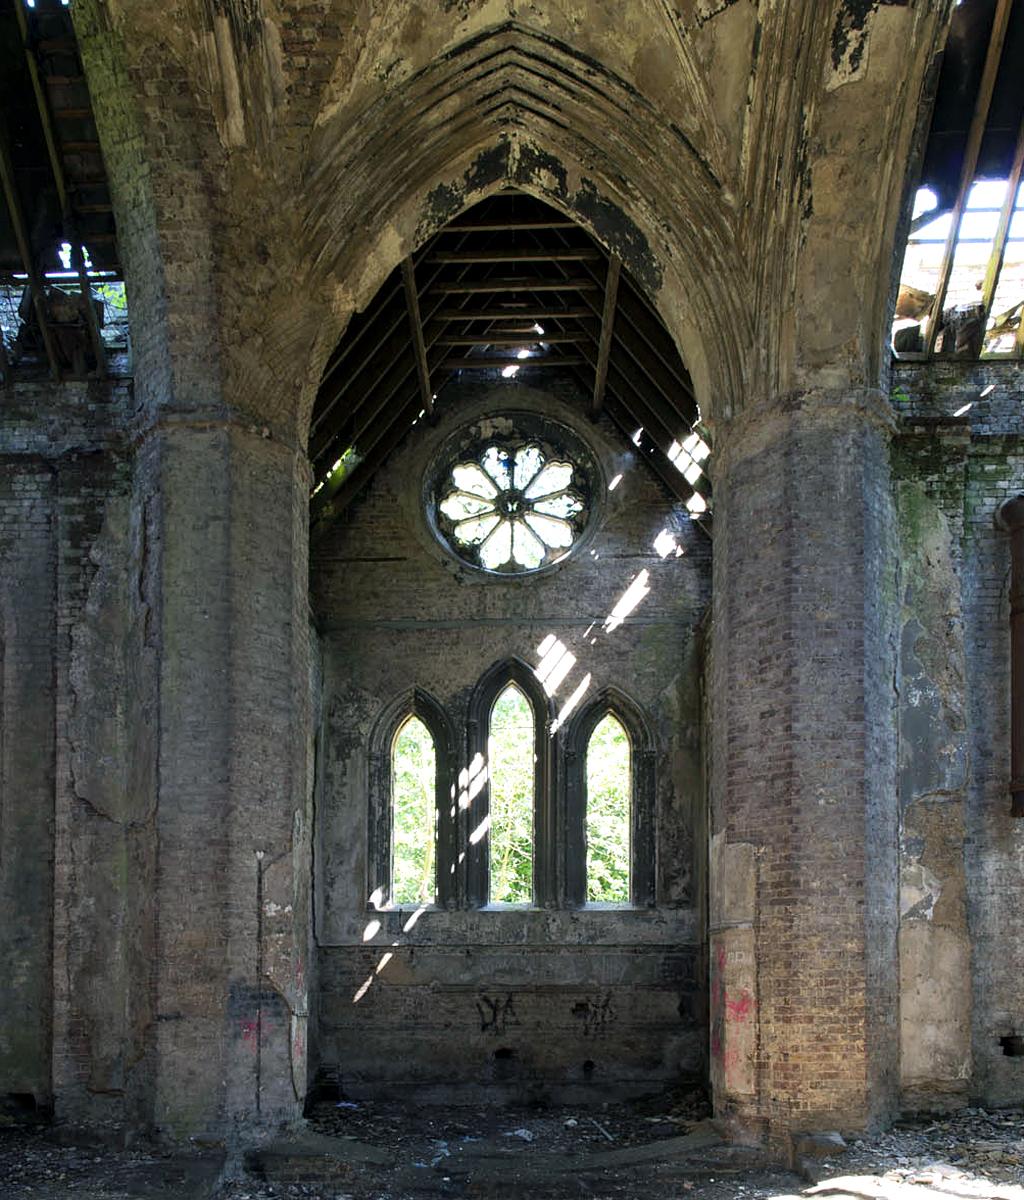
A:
145,419,312,1140
709,390,899,1144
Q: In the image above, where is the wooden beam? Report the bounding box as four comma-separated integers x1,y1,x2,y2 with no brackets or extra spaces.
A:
592,256,621,418
434,307,593,320
429,278,599,293
435,333,585,346
426,249,602,264
401,257,433,418
0,124,61,379
443,220,578,232
924,0,1014,356
441,355,585,369
981,116,1024,333
538,224,698,409
15,0,106,374
313,232,495,443
312,391,422,528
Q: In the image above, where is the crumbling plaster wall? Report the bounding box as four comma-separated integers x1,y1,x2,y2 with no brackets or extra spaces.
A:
70,0,949,447
309,377,710,1102
23,0,953,1141
892,361,1024,1110
0,374,158,1128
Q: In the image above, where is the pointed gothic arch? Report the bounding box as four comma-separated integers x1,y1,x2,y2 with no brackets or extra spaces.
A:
367,687,457,909
565,686,656,908
465,656,556,907
299,23,753,433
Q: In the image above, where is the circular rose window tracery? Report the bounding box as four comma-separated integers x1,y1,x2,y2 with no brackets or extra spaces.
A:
433,430,592,573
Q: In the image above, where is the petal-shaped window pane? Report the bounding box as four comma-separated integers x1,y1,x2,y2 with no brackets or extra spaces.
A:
393,716,437,906
452,463,499,499
514,445,545,489
479,519,513,569
524,461,573,499
481,446,513,490
532,492,583,520
453,513,501,546
586,714,630,903
523,511,574,549
512,520,545,568
489,684,534,904
440,491,496,522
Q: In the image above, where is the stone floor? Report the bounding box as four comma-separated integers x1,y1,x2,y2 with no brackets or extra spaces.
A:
2,1100,1023,1199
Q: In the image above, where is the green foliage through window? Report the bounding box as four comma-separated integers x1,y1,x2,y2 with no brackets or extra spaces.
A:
392,716,436,905
586,714,630,903
488,685,534,904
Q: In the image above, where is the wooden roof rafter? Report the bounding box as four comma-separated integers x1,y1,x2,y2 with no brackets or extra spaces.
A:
308,191,709,530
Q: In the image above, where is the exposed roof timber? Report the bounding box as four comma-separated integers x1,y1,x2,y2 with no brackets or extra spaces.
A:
441,355,587,368
313,240,512,463
591,255,620,419
0,0,122,377
436,333,586,345
435,307,593,320
426,248,602,263
0,118,59,378
313,230,486,443
443,220,578,232
429,277,600,293
402,256,434,419
981,115,1024,313
543,222,697,415
526,225,695,424
313,388,423,527
308,192,706,527
924,0,1013,355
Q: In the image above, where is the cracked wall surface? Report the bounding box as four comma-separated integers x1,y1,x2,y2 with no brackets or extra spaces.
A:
893,361,1024,1110
310,377,710,1101
12,0,1023,1148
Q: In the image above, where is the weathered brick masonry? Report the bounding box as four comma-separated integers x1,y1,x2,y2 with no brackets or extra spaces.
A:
6,0,1020,1155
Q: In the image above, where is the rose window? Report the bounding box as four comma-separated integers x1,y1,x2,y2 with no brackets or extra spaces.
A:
436,442,589,572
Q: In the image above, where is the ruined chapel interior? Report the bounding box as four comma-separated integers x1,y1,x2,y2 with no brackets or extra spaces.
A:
3,0,1024,1171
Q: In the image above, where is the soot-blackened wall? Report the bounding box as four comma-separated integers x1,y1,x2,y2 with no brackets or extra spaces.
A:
309,376,711,1103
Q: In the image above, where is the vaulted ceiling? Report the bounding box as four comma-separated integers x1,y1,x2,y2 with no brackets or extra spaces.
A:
309,190,709,529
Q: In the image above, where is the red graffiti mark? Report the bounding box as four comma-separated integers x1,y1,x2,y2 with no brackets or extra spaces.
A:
710,944,726,1009
239,1018,260,1050
725,989,754,1021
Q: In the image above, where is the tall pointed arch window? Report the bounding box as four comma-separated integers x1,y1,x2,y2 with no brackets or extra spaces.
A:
566,691,655,909
391,715,437,906
368,690,455,911
488,683,535,904
585,713,631,903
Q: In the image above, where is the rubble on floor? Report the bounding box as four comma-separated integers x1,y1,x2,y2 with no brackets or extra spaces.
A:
0,1102,1021,1199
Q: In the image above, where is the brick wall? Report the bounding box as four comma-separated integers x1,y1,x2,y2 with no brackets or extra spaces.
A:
710,389,900,1140
893,361,1024,1109
309,373,711,1102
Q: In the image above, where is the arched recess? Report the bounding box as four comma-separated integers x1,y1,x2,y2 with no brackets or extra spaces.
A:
466,657,556,908
565,687,656,909
367,687,457,910
299,23,753,434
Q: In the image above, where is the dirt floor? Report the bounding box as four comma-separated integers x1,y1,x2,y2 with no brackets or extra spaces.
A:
2,1097,1023,1199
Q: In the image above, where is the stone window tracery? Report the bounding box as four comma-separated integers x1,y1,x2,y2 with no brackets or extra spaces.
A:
429,416,597,575
370,674,656,912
